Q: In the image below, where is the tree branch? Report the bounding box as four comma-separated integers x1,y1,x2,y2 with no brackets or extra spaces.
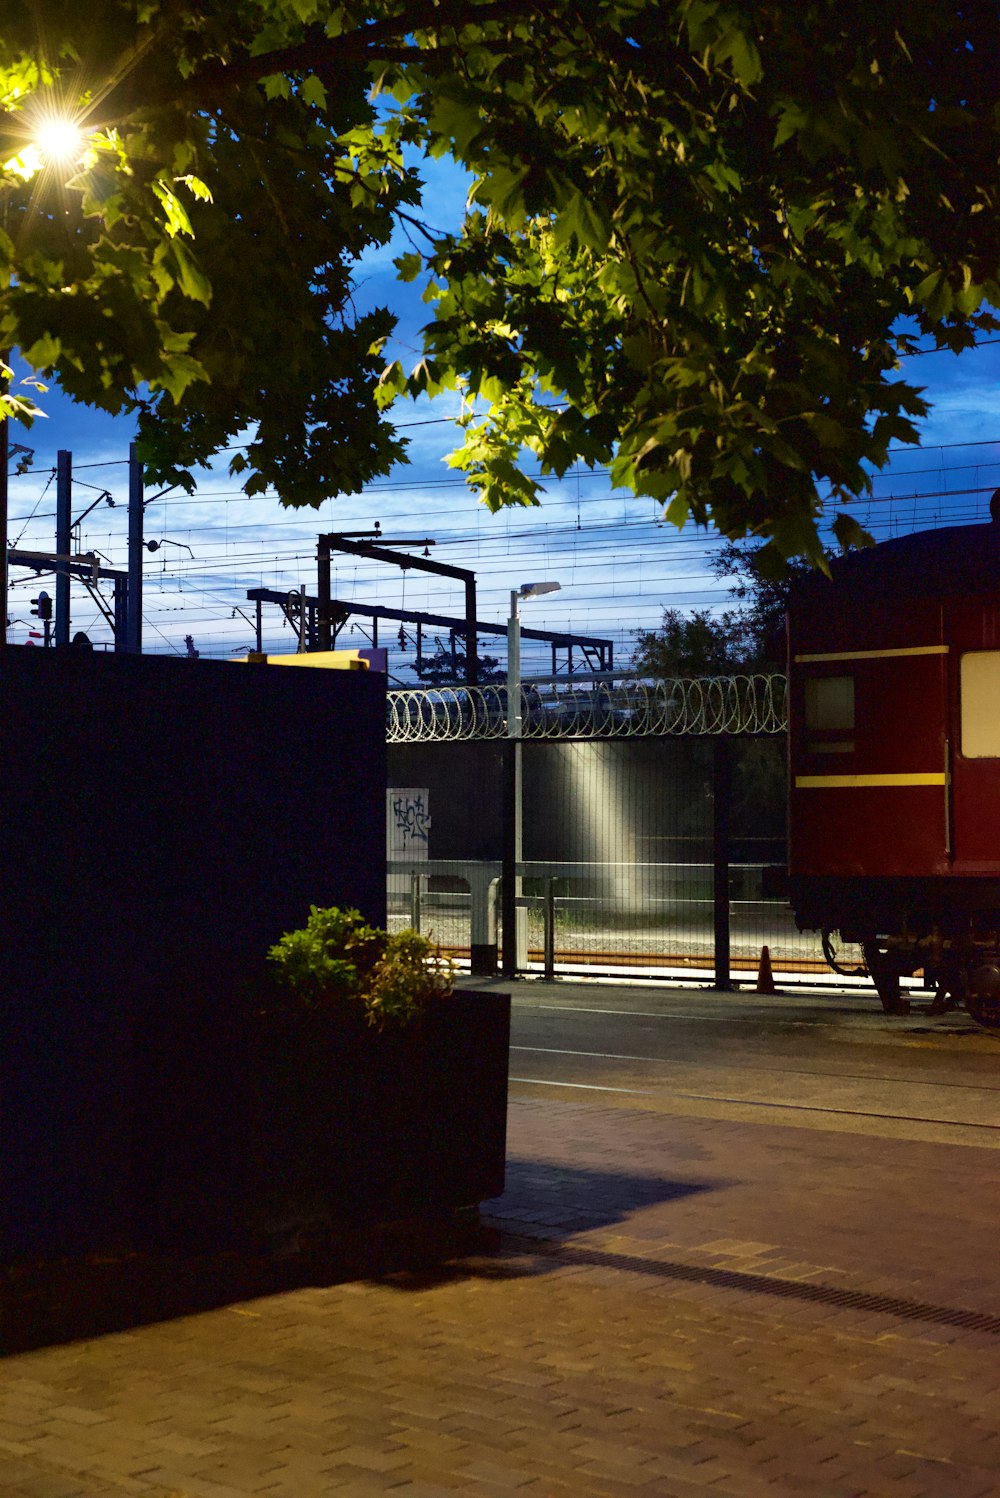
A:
93,0,545,121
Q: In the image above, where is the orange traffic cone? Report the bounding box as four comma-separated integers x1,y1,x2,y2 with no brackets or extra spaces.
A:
756,944,778,995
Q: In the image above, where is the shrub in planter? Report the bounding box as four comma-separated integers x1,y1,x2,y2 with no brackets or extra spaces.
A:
154,909,505,1248
266,905,454,1030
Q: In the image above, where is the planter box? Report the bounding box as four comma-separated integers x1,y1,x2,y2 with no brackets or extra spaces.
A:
142,989,511,1250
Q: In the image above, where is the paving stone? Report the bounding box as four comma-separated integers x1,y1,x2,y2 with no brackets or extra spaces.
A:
5,1070,1000,1498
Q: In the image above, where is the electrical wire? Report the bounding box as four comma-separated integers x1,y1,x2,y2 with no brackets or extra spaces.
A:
12,470,56,547
8,439,1000,661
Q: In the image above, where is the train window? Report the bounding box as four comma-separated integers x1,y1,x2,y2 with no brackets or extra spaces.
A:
961,651,1000,758
805,675,854,752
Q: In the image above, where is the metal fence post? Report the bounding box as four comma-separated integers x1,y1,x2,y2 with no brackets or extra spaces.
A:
410,870,421,933
713,735,733,990
543,877,556,980
470,868,499,976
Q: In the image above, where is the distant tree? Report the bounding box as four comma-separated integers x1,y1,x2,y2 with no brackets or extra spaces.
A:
634,540,837,676
410,639,506,686
631,607,752,678
711,541,837,667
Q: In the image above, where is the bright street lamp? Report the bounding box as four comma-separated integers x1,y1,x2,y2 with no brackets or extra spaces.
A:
33,116,86,165
504,580,561,975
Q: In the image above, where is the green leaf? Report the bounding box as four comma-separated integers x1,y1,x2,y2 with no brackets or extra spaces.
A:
176,174,213,203
170,239,212,305
805,412,846,448
832,513,875,552
784,204,815,240
773,103,809,148
261,73,291,100
665,495,689,529
470,165,529,221
151,352,207,403
556,191,610,253
752,541,789,582
23,333,62,370
427,93,485,158
394,251,423,282
770,509,828,570
151,180,193,238
301,75,327,110
724,28,762,87
375,359,407,409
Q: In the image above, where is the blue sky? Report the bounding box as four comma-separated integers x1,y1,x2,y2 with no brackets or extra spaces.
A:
6,153,1000,675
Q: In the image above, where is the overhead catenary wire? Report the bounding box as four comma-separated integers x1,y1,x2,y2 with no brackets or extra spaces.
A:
7,437,1000,660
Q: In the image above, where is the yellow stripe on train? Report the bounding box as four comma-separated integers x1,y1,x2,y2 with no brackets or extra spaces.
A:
793,645,949,663
794,773,947,788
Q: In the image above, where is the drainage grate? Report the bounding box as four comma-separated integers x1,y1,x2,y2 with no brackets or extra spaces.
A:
489,1223,1000,1336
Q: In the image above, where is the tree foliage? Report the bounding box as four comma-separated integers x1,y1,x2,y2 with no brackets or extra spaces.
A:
633,540,833,673
409,639,506,686
2,1,998,557
632,606,753,677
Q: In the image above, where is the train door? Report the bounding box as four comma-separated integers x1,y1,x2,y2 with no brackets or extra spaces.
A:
952,648,1000,868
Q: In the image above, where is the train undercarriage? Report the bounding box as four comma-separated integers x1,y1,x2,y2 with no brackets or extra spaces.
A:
791,875,1000,1029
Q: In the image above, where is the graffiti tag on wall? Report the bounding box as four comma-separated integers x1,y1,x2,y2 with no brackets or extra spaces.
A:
386,788,431,856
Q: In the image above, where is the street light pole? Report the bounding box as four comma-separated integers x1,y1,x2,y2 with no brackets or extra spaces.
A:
502,580,560,978
503,589,524,978
507,589,522,738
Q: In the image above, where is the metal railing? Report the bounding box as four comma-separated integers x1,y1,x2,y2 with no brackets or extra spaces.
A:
386,674,788,743
386,857,830,983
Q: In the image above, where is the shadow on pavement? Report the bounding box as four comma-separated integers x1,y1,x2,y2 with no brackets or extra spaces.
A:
0,1215,491,1357
1,1161,719,1347
375,1158,719,1295
492,1156,713,1233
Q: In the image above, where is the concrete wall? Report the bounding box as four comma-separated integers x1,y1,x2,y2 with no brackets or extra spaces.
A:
388,737,785,867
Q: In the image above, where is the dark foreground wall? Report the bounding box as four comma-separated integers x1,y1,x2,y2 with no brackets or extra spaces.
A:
1,648,387,1260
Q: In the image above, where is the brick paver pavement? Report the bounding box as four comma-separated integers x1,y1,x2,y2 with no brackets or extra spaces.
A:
4,1001,1000,1496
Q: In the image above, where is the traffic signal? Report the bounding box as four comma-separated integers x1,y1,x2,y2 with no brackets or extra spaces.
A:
30,592,52,621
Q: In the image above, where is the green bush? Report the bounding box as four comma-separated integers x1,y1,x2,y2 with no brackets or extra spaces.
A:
267,906,454,1031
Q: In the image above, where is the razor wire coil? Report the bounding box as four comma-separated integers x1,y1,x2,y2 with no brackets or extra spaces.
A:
386,674,788,742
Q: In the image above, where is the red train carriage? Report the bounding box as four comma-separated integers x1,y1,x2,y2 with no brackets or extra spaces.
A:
787,508,1000,1026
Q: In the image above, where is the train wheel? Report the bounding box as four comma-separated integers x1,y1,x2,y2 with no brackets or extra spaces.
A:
965,964,1000,1031
862,943,910,1016
965,997,1000,1031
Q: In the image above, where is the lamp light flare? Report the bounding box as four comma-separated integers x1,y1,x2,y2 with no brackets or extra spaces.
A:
33,116,85,165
